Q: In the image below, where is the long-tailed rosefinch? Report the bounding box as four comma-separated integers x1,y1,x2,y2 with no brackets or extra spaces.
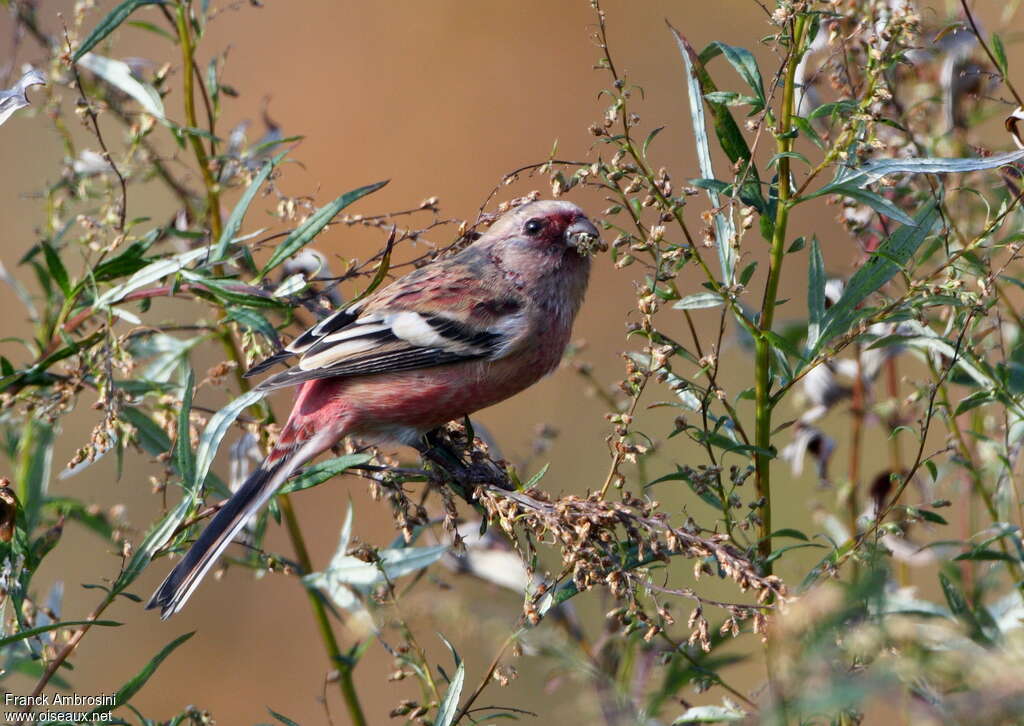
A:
148,200,598,617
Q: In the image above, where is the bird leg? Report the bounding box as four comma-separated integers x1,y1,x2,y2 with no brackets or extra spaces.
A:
417,429,475,499
416,428,513,498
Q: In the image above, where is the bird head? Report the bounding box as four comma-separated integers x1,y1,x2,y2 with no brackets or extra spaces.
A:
485,200,601,259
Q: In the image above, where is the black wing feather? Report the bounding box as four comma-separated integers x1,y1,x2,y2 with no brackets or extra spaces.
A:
254,347,477,392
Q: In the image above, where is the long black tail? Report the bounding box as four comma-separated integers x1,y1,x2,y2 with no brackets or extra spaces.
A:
146,457,293,619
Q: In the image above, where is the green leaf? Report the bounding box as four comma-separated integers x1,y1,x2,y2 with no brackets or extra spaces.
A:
792,115,825,149
806,237,825,351
764,542,824,564
305,544,448,591
809,100,858,120
642,125,665,156
817,182,916,226
814,202,938,353
181,272,285,308
953,548,1017,562
821,149,1024,190
524,462,551,488
674,292,723,310
738,260,758,286
77,53,164,119
350,226,397,304
125,19,176,43
955,389,995,416
226,306,281,347
433,652,465,726
992,33,1009,77
46,497,115,540
175,369,196,490
114,489,196,593
212,152,286,261
257,180,388,280
95,245,211,307
267,709,301,726
0,619,121,648
767,150,811,168
938,572,992,645
92,236,156,282
704,41,765,103
278,454,372,495
16,420,54,533
72,0,165,62
40,241,70,296
646,467,724,511
193,389,264,492
87,631,194,716
671,27,737,282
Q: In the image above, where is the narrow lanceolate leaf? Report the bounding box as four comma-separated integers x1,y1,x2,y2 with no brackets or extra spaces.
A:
278,454,373,494
306,544,448,591
226,306,281,347
433,660,465,726
349,225,397,304
72,0,165,62
115,494,193,592
817,149,1024,192
95,244,211,307
77,53,164,119
938,573,992,645
992,33,1009,77
175,368,196,490
821,182,917,227
18,420,54,532
0,620,121,649
671,26,736,282
813,201,938,354
257,180,388,280
267,708,302,726
193,389,265,491
40,242,70,295
212,152,286,261
703,41,766,104
304,511,446,615
673,291,724,310
806,237,825,351
86,632,194,717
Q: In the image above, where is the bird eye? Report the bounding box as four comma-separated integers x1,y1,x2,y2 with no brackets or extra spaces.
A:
524,218,546,236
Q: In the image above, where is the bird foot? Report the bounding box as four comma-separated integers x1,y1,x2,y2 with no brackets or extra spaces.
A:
417,429,513,495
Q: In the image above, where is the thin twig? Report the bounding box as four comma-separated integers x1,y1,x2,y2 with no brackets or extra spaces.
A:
64,29,128,232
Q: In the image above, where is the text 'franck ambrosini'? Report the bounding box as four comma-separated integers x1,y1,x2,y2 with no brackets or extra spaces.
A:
5,693,116,707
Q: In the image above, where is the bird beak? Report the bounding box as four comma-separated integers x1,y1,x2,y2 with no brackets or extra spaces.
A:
565,217,600,250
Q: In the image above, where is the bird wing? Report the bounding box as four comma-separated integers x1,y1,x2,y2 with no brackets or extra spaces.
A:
246,259,527,392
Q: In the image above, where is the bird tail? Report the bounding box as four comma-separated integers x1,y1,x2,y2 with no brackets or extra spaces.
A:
146,449,304,619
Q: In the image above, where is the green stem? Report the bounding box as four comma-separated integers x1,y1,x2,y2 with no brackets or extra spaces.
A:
279,495,367,726
175,2,222,242
218,324,366,724
754,14,808,569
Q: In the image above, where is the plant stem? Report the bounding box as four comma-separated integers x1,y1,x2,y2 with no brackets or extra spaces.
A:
175,2,222,242
26,594,115,712
279,495,367,726
216,320,366,724
755,14,808,569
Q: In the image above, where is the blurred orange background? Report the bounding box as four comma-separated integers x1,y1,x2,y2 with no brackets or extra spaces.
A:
0,1,1021,723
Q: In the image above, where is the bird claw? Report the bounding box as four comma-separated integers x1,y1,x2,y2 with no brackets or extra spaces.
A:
417,429,514,496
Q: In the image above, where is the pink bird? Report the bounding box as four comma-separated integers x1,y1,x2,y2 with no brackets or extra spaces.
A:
148,200,598,617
